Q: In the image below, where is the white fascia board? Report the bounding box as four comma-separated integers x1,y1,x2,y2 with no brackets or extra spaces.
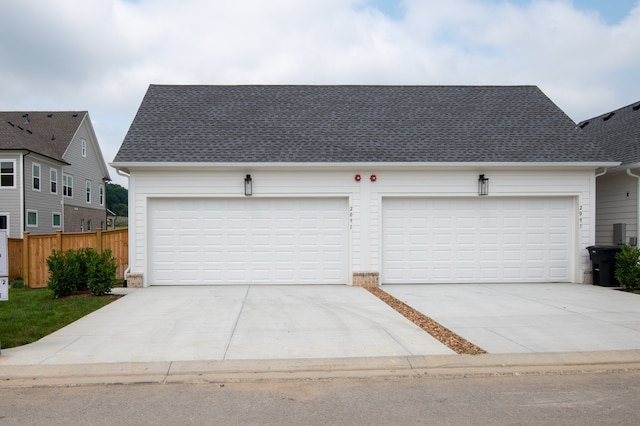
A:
110,161,620,172
602,162,640,173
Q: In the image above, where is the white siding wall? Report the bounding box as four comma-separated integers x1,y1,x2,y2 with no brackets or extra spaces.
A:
596,172,637,245
127,167,596,286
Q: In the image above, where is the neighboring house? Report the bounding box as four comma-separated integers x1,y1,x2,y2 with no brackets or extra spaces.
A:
112,85,616,287
0,111,111,237
579,100,640,246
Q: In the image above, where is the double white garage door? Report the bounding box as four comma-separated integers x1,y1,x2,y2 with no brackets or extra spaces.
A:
149,197,573,285
149,198,349,285
382,197,573,283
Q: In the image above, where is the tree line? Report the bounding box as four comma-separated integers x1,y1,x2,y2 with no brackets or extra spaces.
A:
106,182,128,217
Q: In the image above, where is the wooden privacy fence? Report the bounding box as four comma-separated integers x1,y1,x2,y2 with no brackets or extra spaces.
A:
8,228,128,288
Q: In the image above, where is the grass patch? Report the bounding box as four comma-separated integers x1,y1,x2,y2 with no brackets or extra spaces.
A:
0,287,118,349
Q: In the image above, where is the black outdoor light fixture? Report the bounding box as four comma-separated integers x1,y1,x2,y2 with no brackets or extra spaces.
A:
244,174,252,196
478,174,489,196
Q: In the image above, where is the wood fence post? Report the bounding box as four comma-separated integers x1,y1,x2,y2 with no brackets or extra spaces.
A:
23,232,29,288
96,229,103,253
55,230,62,252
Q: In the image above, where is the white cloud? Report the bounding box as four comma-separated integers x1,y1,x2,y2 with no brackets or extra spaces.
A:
1,0,639,186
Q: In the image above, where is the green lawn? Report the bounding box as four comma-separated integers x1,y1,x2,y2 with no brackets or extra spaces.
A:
0,287,117,349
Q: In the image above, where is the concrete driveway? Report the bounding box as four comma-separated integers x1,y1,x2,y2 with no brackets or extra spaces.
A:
384,283,640,353
1,283,640,367
0,285,453,366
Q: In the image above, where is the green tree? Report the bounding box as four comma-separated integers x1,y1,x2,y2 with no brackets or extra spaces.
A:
106,182,128,216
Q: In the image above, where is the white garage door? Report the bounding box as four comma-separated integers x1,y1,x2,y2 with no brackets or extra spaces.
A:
382,197,574,284
149,198,348,285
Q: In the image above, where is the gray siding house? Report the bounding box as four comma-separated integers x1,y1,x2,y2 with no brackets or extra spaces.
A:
113,85,616,287
579,100,640,246
0,111,111,237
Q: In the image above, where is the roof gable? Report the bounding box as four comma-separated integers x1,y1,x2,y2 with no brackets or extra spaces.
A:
0,111,86,163
114,85,610,164
579,100,640,167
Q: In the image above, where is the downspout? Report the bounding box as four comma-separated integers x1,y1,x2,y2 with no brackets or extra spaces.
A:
626,168,640,246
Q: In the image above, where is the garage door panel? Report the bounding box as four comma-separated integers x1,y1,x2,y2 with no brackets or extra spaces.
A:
150,198,348,285
383,197,573,284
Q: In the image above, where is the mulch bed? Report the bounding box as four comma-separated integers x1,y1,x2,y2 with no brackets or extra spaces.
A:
367,287,486,355
63,290,123,301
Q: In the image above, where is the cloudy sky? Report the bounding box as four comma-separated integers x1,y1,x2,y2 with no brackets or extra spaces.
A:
1,0,639,186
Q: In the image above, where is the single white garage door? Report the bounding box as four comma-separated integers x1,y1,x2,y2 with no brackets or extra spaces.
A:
149,198,348,285
382,197,574,284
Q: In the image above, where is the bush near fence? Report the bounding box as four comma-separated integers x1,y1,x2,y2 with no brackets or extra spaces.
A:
8,228,128,288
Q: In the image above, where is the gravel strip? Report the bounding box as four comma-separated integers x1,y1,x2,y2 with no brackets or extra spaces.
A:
367,287,486,355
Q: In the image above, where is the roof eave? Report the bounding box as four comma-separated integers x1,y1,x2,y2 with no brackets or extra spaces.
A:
111,161,620,172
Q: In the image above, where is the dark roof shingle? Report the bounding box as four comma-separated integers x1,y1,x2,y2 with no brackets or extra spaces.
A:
114,85,610,164
579,100,640,167
0,111,86,162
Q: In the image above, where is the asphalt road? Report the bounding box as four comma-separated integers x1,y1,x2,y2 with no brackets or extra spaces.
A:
1,371,639,425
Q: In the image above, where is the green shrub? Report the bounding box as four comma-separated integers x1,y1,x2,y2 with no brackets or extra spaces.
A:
47,250,76,298
10,277,24,289
87,249,116,296
47,248,117,297
74,248,94,291
614,245,640,290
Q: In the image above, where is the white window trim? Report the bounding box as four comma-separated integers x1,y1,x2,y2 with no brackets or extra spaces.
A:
32,162,41,192
27,210,38,227
50,168,58,194
52,212,62,228
80,218,84,232
86,180,91,204
81,139,87,157
0,159,17,189
99,184,105,206
63,173,73,198
0,213,9,237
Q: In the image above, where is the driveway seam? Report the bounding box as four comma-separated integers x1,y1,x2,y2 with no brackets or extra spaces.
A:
222,286,250,360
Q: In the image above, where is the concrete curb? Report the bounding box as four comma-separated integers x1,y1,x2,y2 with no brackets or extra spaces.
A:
1,350,640,388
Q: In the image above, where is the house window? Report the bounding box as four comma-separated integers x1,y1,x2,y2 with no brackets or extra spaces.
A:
52,212,61,228
81,139,87,157
99,184,105,206
87,219,92,231
86,180,91,204
0,214,8,235
63,174,73,197
80,219,84,232
1,160,16,188
32,163,41,191
27,210,38,227
50,169,58,194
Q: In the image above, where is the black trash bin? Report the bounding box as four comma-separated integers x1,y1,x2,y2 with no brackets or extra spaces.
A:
586,245,622,287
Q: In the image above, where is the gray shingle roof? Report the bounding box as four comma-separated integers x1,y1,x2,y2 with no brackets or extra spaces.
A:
114,85,610,164
579,100,640,167
0,111,86,163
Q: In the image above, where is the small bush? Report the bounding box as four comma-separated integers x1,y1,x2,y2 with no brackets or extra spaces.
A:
47,248,117,297
614,245,640,290
47,250,76,298
87,249,116,296
10,277,25,288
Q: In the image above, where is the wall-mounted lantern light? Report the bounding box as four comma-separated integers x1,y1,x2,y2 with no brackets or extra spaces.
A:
478,174,489,196
244,174,252,196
